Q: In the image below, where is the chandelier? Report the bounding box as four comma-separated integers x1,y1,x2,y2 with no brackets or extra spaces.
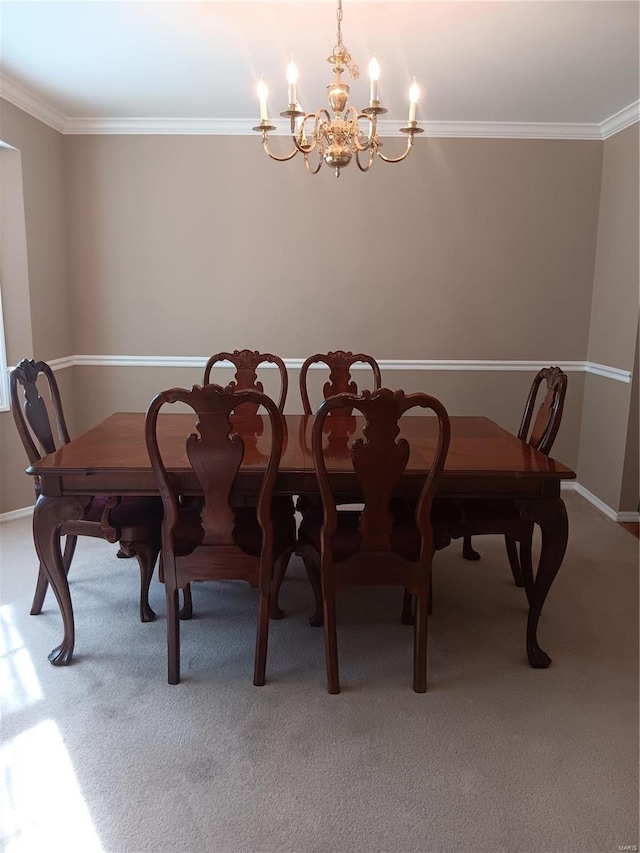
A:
253,0,423,177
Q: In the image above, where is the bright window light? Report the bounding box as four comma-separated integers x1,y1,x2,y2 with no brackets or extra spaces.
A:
0,605,43,714
1,719,104,852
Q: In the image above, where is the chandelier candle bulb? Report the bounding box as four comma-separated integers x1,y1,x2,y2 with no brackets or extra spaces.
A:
369,57,380,104
409,79,420,123
287,59,298,106
257,78,269,121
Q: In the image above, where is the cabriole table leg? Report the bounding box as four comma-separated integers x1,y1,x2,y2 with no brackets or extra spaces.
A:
32,494,87,665
517,497,569,668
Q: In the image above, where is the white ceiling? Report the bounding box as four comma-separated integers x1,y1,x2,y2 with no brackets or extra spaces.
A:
1,1,639,137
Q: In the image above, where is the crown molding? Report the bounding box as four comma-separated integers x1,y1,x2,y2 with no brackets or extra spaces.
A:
1,74,638,140
600,100,640,140
63,117,256,136
45,355,632,383
59,116,605,140
0,74,66,133
421,121,602,140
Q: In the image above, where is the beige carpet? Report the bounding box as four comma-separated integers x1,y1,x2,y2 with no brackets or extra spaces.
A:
1,492,638,853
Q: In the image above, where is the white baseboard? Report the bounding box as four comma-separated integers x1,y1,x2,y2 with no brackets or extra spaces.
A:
2,487,638,524
617,512,640,524
0,505,34,524
562,481,640,523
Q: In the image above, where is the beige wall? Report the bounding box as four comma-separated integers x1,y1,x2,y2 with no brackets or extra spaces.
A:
64,135,602,360
0,100,73,515
1,100,71,361
620,331,639,512
585,124,639,373
578,124,639,512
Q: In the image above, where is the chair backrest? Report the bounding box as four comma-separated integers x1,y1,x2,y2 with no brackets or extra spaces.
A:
203,350,288,415
145,384,283,552
9,358,71,464
518,366,567,455
312,388,450,558
299,351,382,415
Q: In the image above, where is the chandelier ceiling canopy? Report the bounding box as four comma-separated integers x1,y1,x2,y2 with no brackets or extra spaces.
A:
253,0,423,178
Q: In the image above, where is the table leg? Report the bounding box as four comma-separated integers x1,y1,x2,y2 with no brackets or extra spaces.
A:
33,494,87,665
517,498,568,669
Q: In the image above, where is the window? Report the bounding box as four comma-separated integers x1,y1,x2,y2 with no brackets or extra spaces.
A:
0,142,31,413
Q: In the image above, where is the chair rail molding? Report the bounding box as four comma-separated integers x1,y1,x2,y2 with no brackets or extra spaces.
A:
45,355,633,384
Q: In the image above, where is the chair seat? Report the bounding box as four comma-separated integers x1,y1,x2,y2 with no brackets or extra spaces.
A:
173,501,296,558
82,496,163,539
299,497,458,560
299,507,442,562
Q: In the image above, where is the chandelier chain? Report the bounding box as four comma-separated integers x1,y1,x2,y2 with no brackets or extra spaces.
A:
336,0,343,46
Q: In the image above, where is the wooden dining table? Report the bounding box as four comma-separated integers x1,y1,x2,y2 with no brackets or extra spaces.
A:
27,411,575,669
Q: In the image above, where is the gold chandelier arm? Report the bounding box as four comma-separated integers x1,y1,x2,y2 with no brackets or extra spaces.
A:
262,135,299,162
355,147,375,172
353,110,375,151
314,108,332,128
292,114,317,154
376,135,415,164
304,151,323,175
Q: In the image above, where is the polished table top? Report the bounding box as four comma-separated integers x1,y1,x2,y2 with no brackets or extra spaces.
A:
29,412,575,483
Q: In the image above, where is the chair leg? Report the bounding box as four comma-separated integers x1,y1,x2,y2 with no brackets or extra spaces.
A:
505,535,524,588
30,567,49,616
518,524,535,606
269,549,292,619
413,586,429,693
322,572,339,694
301,552,323,627
253,585,270,687
120,538,159,623
167,586,180,684
179,583,193,620
30,534,77,615
402,577,433,624
462,535,481,561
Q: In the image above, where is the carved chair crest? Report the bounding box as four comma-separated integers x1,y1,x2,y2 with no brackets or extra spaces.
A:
203,350,288,415
300,351,382,415
519,366,567,455
10,358,70,463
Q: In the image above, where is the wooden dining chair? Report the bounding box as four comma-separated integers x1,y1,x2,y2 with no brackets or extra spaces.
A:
461,366,568,590
202,350,293,620
10,358,162,622
299,350,382,415
203,350,288,414
291,351,385,609
297,388,451,693
145,383,296,685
